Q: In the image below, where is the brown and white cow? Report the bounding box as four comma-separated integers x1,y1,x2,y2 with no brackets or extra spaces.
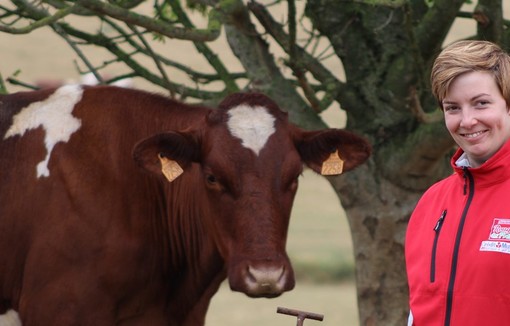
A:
0,85,370,325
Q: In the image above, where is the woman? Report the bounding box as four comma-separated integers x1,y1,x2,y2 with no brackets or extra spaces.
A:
406,40,510,325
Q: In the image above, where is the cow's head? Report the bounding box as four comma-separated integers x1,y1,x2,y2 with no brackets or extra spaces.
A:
133,93,370,298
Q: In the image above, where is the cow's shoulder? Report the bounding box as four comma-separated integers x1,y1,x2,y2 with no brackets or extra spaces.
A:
0,87,63,136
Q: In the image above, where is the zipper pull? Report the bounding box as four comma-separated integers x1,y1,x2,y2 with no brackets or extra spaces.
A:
463,168,468,195
434,210,447,232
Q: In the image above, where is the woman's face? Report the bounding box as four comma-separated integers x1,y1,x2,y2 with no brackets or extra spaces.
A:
443,70,510,167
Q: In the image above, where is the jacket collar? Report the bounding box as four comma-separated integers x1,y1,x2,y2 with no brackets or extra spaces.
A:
451,139,510,187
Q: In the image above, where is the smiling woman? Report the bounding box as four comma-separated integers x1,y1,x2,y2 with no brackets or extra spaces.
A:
442,70,510,168
431,40,510,169
406,40,510,326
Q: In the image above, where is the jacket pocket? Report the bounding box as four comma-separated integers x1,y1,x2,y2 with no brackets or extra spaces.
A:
430,209,447,283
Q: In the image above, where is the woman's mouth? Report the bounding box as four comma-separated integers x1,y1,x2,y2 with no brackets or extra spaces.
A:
461,130,487,138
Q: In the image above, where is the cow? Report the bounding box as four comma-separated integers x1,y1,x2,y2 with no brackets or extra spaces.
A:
0,85,370,325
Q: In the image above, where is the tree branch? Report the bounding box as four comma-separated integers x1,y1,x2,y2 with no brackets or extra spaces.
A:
75,0,222,42
378,120,454,190
102,17,244,86
248,1,345,113
414,0,465,62
165,0,239,93
61,24,224,99
284,0,321,113
127,24,175,97
354,0,407,7
409,86,443,124
6,77,39,90
474,0,504,43
0,4,75,34
0,73,8,94
52,23,104,84
222,0,327,129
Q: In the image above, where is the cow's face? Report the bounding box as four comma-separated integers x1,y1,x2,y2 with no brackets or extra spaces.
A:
133,93,370,298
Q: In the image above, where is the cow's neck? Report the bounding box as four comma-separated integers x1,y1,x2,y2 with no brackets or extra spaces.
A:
155,172,226,324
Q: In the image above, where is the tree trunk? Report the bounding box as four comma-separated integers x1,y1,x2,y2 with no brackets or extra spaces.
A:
304,1,457,324
328,164,422,324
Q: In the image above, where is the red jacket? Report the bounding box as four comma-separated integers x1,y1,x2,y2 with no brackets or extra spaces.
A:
406,139,510,326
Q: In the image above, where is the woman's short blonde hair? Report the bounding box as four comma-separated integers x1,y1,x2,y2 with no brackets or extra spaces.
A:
431,40,510,107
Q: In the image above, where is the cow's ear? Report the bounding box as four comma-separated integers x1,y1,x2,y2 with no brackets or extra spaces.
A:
132,131,200,182
294,127,371,175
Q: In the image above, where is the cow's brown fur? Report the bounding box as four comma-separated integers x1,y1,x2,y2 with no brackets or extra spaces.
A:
0,86,370,325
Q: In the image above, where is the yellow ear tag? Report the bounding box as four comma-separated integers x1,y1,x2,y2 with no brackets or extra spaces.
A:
158,154,184,182
321,150,344,175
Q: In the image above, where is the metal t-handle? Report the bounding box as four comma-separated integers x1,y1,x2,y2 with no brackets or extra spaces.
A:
277,307,324,326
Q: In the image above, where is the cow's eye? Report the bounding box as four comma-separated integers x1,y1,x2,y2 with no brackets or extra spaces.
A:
205,173,227,193
206,174,217,185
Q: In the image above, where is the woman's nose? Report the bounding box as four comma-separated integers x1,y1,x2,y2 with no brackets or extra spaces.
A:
459,109,477,128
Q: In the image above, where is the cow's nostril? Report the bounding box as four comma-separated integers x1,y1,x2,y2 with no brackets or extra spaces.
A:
247,265,284,283
244,265,287,297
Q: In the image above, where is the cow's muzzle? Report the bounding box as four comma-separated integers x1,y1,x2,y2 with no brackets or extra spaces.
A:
229,261,295,298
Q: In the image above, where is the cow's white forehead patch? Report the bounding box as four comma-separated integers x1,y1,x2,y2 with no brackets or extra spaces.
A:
226,104,276,155
4,85,83,178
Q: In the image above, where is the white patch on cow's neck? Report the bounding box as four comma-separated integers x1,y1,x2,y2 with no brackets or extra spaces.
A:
4,85,83,178
227,104,276,155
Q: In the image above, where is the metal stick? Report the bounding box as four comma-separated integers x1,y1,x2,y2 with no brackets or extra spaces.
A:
277,307,324,326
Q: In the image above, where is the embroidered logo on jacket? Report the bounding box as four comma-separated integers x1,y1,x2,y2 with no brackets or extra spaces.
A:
480,218,510,254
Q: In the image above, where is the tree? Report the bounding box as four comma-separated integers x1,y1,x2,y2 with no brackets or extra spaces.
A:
1,0,508,324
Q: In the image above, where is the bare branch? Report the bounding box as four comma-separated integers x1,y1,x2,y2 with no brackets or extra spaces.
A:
6,77,39,90
75,0,222,42
0,4,75,34
352,0,407,7
127,24,175,97
409,86,443,124
0,73,7,94
248,1,344,112
103,17,246,86
415,0,465,61
60,23,224,99
475,0,504,43
223,0,327,129
285,0,321,112
165,0,239,92
52,23,104,84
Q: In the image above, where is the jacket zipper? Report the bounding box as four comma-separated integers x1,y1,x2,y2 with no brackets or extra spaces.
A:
430,209,447,282
444,168,475,326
